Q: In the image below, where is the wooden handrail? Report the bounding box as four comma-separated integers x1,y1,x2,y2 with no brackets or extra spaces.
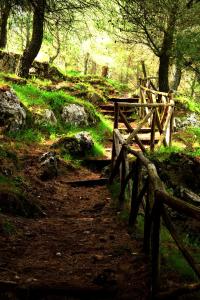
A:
110,130,200,298
156,190,200,220
117,102,174,107
140,85,171,96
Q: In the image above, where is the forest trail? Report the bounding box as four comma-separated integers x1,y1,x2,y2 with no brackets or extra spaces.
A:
0,145,150,300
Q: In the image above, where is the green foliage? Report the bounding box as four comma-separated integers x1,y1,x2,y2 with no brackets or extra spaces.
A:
7,129,44,144
0,146,18,162
148,145,183,162
0,174,23,194
187,127,200,141
13,84,46,108
6,82,111,157
106,78,129,92
65,70,82,77
161,225,200,283
176,96,200,114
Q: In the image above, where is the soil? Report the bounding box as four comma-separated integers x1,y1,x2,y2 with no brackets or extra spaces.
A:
0,144,150,300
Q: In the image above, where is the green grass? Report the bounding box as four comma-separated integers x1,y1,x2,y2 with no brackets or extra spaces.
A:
6,83,112,156
176,95,200,114
147,145,183,162
65,69,82,77
106,78,129,92
7,128,44,143
0,145,18,161
13,84,47,108
160,224,200,283
0,73,114,159
0,174,23,193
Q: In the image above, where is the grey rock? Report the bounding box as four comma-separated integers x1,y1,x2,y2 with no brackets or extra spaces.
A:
61,104,88,127
39,151,58,181
174,113,200,131
0,88,26,131
51,131,94,157
34,109,57,125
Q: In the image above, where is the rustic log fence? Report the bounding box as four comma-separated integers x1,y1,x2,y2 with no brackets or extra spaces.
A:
110,83,175,155
109,87,200,299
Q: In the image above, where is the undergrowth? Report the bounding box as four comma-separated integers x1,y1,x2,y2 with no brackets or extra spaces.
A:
1,80,113,158
176,95,200,114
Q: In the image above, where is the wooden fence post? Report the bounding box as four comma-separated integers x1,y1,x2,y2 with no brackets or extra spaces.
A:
111,103,119,169
129,159,142,226
150,109,156,152
143,179,151,255
151,199,162,297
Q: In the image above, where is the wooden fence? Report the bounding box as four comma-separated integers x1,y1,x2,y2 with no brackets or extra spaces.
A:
109,134,200,299
109,86,200,299
111,86,174,154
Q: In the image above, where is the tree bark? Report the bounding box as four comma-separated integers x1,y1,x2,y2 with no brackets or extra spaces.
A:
17,0,46,78
158,53,170,92
172,63,182,91
158,5,177,92
0,3,11,49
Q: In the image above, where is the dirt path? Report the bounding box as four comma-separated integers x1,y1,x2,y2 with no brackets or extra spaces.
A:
0,150,150,299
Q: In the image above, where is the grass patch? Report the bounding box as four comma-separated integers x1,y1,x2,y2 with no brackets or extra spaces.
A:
106,78,129,92
176,95,200,114
7,128,44,144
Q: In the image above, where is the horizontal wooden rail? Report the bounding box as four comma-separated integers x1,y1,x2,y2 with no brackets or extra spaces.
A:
109,97,139,102
110,127,200,299
140,85,171,96
118,102,174,107
156,190,200,220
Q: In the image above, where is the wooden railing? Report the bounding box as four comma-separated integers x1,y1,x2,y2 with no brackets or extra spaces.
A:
111,99,174,154
109,134,200,299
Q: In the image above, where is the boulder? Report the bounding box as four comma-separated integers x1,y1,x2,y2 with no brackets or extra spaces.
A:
61,104,89,127
38,151,58,181
34,109,57,125
174,113,200,131
52,131,94,157
0,86,26,131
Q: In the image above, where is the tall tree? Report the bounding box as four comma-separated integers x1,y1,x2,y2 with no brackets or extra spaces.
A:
0,1,12,48
110,0,200,91
17,0,99,77
17,0,46,77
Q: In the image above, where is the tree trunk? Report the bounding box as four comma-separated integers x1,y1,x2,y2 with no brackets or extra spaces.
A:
172,63,182,91
0,3,11,49
17,0,46,78
158,4,177,92
49,21,61,65
158,53,170,92
84,52,90,75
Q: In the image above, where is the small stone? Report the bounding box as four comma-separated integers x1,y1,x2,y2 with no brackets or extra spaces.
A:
92,254,104,262
84,231,90,234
